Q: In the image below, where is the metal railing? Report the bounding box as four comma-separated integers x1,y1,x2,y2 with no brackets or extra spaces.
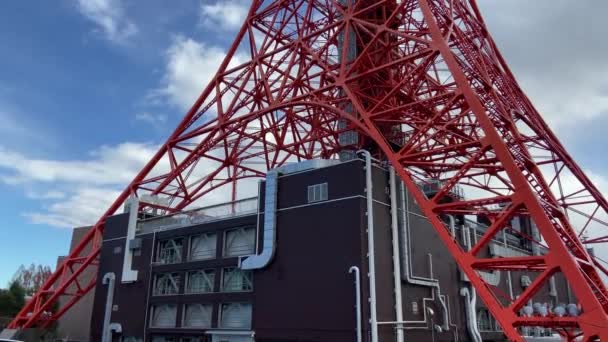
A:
137,197,258,233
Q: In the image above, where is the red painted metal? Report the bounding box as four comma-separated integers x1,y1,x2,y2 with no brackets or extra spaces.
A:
10,0,608,340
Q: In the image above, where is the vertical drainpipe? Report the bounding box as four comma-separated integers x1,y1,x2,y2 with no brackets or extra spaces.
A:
241,169,279,270
121,196,139,283
460,224,482,342
502,230,515,300
101,272,116,342
359,150,379,342
390,167,405,342
349,266,363,342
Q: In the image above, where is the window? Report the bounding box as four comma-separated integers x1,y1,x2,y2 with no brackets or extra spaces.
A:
189,233,217,261
150,304,177,328
152,337,175,342
221,268,253,292
152,337,176,342
156,238,183,264
181,338,203,342
477,308,499,331
307,183,328,203
123,338,142,342
183,304,212,328
219,302,252,329
224,227,255,257
186,270,215,294
153,273,181,296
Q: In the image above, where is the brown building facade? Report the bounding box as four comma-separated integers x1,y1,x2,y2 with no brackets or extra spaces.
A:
89,158,575,342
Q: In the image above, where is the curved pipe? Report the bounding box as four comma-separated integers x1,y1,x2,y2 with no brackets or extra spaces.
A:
461,224,482,342
358,150,378,342
427,253,450,332
460,287,482,342
349,266,362,342
108,323,122,335
241,169,279,270
101,272,116,342
399,180,451,331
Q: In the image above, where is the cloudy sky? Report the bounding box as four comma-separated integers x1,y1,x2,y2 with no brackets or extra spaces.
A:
0,0,606,286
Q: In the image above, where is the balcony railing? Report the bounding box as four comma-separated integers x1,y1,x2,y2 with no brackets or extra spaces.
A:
138,197,258,232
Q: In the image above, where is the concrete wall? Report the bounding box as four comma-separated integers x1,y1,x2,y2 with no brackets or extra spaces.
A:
56,226,96,342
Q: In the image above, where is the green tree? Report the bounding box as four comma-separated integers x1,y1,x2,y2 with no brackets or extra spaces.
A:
0,281,26,329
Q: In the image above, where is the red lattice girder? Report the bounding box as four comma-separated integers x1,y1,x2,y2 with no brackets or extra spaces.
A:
11,1,608,340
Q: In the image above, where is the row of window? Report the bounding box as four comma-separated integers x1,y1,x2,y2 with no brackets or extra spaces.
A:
151,338,203,342
150,302,252,330
156,227,256,265
153,268,253,296
478,308,502,332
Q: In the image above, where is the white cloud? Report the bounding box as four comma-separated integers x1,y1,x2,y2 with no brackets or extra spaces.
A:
200,0,249,31
24,187,121,229
478,0,608,130
154,35,246,111
135,112,168,126
0,143,156,186
0,142,158,228
158,35,226,110
25,190,67,200
76,0,138,44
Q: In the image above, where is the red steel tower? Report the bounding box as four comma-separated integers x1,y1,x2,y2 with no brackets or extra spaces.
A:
8,1,608,340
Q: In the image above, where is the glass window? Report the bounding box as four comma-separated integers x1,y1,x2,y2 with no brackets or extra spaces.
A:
153,273,181,296
181,338,203,342
221,268,253,292
123,338,142,342
152,337,176,342
307,183,328,203
477,309,493,331
189,233,217,261
150,304,177,328
183,304,212,328
219,302,252,329
156,238,183,264
186,270,215,294
224,227,255,257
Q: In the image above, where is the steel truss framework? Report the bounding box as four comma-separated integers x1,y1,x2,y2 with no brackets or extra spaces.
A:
10,1,608,340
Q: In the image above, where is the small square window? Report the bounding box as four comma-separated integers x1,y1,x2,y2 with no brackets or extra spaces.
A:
150,304,177,328
224,227,255,257
156,238,183,264
189,233,217,261
221,268,253,292
153,273,181,296
182,303,212,328
219,302,252,329
307,183,328,203
186,270,215,294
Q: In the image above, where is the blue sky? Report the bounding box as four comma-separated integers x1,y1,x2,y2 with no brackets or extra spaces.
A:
0,0,607,287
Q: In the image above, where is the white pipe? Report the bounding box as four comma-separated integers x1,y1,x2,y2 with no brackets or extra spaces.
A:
389,167,405,342
397,180,452,331
428,253,450,332
460,287,482,342
349,266,363,342
121,196,139,283
400,181,438,285
358,150,378,342
503,230,515,300
462,224,483,342
101,272,116,342
241,169,279,270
